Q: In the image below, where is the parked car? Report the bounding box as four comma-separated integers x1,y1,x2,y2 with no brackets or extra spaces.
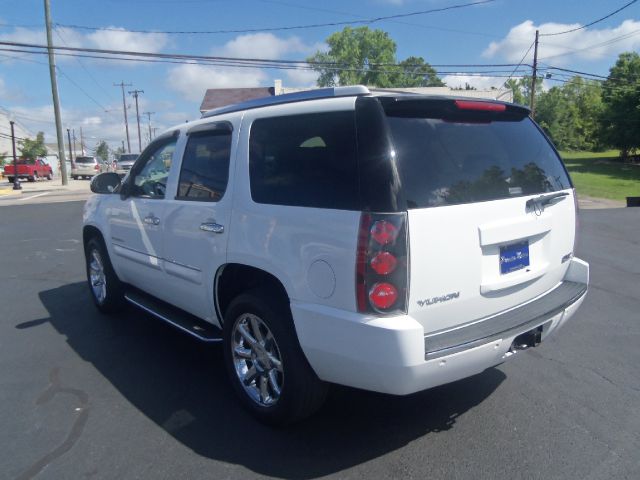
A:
72,156,106,179
115,153,139,177
4,158,53,182
83,86,589,425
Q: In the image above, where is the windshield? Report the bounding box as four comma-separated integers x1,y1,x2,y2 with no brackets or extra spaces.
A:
386,111,571,208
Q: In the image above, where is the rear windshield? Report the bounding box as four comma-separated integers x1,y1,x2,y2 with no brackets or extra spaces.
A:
16,158,35,164
386,110,571,208
118,154,138,162
76,157,96,164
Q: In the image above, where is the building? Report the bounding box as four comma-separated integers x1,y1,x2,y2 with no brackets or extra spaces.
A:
199,79,514,114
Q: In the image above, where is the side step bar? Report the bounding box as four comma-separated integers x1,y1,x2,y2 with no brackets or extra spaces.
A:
124,290,223,343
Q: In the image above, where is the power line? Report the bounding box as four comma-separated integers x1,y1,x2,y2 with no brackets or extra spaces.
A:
540,0,639,37
0,40,523,69
54,0,494,35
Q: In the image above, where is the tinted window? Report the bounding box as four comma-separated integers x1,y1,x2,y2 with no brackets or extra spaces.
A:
249,111,358,210
386,115,571,208
118,154,138,162
76,157,95,164
177,129,231,201
131,140,176,198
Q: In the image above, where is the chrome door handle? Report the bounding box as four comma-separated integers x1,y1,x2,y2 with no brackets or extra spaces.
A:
144,215,160,226
200,222,224,234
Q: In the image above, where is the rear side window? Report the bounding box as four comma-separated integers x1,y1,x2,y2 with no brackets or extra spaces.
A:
386,112,571,208
249,111,359,210
177,129,232,201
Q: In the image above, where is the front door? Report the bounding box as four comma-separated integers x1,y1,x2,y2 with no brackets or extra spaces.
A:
162,122,235,324
108,136,177,298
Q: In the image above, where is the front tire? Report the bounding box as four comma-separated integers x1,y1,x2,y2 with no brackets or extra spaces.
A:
85,237,125,313
223,291,328,425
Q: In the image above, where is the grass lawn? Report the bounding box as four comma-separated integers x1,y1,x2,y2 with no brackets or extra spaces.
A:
560,150,640,202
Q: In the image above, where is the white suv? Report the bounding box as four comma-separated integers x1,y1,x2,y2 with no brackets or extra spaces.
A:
83,86,589,424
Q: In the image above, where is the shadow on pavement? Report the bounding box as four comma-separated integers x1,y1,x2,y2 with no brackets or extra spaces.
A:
28,282,506,479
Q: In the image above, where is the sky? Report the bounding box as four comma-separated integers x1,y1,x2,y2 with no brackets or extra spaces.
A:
0,0,639,154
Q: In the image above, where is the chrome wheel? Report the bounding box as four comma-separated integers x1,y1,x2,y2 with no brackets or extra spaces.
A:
231,313,284,407
89,249,107,304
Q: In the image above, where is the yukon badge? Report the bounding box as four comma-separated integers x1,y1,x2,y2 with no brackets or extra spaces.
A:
417,292,460,307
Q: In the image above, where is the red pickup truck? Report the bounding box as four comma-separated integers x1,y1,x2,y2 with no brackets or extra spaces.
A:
4,158,53,182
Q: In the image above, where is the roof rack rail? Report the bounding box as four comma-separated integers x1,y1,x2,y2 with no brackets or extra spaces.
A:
201,85,370,118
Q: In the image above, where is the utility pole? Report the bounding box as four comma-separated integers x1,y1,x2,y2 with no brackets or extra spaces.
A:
80,126,85,155
72,128,77,159
114,81,132,153
9,121,21,190
44,0,68,185
128,89,144,152
143,111,154,144
530,29,539,119
66,128,73,168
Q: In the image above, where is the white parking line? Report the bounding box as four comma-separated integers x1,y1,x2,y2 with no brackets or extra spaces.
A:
18,192,50,201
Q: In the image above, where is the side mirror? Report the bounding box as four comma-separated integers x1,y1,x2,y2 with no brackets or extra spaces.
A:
90,172,121,194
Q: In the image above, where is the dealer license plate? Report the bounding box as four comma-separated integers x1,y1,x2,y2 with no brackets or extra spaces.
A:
500,241,530,274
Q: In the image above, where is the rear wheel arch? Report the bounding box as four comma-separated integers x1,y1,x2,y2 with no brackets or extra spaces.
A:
215,263,291,325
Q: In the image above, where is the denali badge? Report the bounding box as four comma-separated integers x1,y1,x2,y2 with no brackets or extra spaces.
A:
417,292,460,307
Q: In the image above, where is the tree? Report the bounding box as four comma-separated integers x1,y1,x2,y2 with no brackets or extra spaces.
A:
307,26,443,88
94,140,109,162
19,132,47,159
504,76,543,107
600,52,640,159
114,145,125,158
536,77,604,151
391,56,444,87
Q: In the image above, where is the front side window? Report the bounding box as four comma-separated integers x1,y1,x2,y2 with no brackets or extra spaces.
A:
249,111,358,210
177,129,232,201
131,140,176,198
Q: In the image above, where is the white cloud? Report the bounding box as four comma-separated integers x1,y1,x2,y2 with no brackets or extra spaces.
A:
216,32,316,59
483,19,640,65
285,69,319,87
167,63,268,102
442,74,507,90
0,76,6,98
87,27,168,53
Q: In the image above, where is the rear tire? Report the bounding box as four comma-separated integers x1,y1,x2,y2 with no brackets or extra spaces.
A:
7,177,14,183
223,290,328,425
85,237,125,313
29,172,37,182
46,173,52,180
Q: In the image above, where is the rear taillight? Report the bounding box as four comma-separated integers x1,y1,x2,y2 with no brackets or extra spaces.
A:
356,213,408,315
95,164,100,171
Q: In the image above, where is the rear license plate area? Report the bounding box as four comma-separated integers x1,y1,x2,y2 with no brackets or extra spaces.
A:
500,241,530,274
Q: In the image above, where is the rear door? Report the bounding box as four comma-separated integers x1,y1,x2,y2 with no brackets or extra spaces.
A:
383,98,575,334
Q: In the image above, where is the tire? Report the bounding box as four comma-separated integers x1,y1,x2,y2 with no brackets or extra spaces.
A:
85,237,125,313
72,175,78,180
223,290,328,425
7,177,14,183
46,173,52,180
28,173,36,182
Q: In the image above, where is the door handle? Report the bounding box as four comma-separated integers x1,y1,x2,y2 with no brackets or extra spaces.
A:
144,215,160,226
200,222,224,234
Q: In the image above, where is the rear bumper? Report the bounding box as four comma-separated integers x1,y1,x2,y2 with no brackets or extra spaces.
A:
292,257,589,395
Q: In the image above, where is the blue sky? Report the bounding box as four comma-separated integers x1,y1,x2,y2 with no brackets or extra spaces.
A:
0,0,639,151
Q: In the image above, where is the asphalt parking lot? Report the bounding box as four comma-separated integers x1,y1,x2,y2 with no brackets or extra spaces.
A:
0,200,638,480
